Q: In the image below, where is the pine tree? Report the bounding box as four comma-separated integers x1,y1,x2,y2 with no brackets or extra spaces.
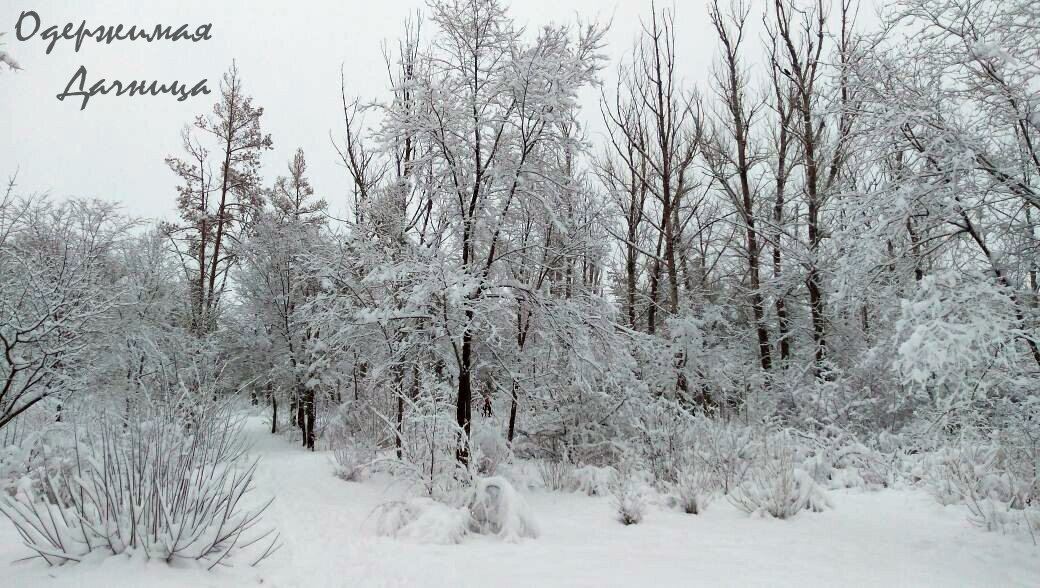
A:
164,63,272,336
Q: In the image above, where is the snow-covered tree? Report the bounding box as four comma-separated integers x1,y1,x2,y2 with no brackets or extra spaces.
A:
0,182,132,429
164,63,273,336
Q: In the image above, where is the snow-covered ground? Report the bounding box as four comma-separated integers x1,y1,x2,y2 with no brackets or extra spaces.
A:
2,417,1038,587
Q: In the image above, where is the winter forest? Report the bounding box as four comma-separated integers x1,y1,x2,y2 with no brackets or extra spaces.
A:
1,0,1039,585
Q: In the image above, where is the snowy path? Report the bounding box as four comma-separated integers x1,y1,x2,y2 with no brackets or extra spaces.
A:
2,415,1039,587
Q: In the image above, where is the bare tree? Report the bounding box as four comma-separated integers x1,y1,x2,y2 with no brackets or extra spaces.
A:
165,63,273,336
705,0,773,372
0,184,131,429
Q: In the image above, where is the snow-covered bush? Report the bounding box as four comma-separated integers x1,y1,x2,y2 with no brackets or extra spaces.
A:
698,417,756,494
538,459,575,491
0,400,278,568
729,433,831,519
829,441,893,490
926,441,1040,539
372,498,472,545
333,446,375,482
912,396,1040,540
326,407,376,482
673,464,715,515
471,427,512,476
372,476,539,545
0,413,77,502
796,432,898,492
568,464,614,496
630,398,692,483
467,476,540,541
325,399,389,449
495,460,540,491
373,394,468,498
730,452,801,518
609,456,645,525
893,272,1032,418
371,499,424,537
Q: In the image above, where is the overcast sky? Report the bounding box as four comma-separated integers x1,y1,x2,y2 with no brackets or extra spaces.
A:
0,0,791,222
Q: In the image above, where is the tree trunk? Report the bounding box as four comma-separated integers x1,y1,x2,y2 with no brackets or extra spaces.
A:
303,389,315,450
396,388,404,459
271,396,278,434
456,311,474,466
507,378,519,444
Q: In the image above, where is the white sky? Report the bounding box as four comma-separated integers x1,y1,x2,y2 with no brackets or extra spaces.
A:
0,1,872,223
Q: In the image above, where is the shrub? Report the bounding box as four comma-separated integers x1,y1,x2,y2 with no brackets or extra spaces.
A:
467,476,540,541
325,398,391,448
372,498,471,545
729,432,831,519
372,477,542,546
0,400,278,568
1,425,77,502
333,446,375,482
609,457,645,525
371,499,424,537
698,418,756,494
326,411,376,482
674,465,715,515
630,398,692,483
375,395,468,499
568,464,614,496
471,427,511,476
926,442,1040,540
831,441,893,490
538,459,575,492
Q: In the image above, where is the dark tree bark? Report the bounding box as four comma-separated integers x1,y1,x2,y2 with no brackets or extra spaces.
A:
709,1,773,372
456,312,474,465
302,389,315,450
271,395,278,434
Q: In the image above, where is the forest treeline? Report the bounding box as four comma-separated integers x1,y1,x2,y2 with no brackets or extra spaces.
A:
2,0,1037,481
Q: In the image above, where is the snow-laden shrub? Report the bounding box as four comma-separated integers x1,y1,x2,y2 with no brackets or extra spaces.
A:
371,393,468,499
333,446,375,482
326,409,376,482
399,503,471,545
0,401,278,568
673,464,715,515
467,476,539,541
0,444,26,494
0,397,79,501
609,457,645,525
915,395,1040,542
1,429,77,501
798,469,833,513
568,464,614,496
830,441,893,490
629,397,691,483
697,418,756,494
372,477,539,545
538,459,575,491
496,460,540,491
798,435,896,492
925,441,1040,539
729,433,831,519
371,499,424,537
471,427,511,476
533,459,613,496
372,498,472,545
326,399,391,448
893,271,1033,415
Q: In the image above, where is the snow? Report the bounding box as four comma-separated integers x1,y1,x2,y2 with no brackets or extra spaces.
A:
2,416,1038,587
467,476,540,541
374,498,472,545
